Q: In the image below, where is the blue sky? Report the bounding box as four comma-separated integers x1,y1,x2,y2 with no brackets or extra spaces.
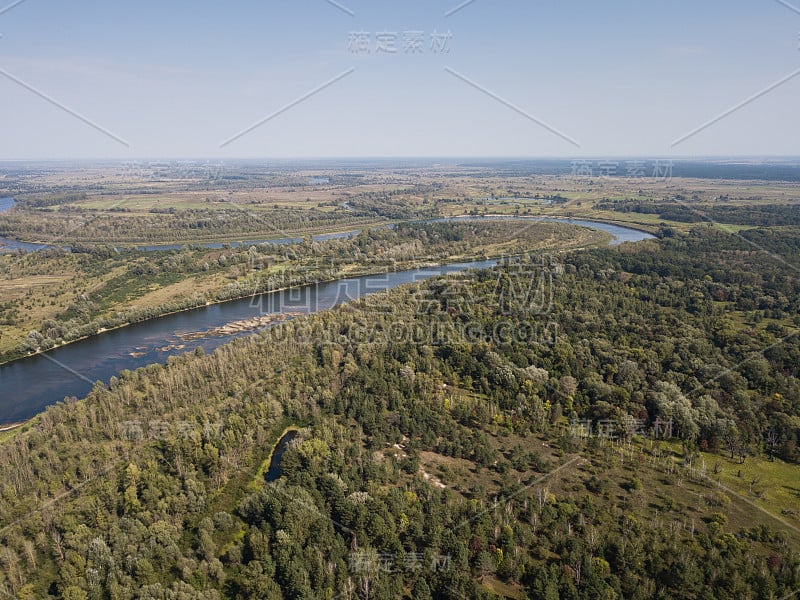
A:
0,0,798,158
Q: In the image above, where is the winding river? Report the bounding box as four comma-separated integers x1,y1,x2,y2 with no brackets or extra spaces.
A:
0,201,654,425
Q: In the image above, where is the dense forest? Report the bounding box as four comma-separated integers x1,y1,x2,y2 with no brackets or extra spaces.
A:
346,186,444,220
0,226,798,598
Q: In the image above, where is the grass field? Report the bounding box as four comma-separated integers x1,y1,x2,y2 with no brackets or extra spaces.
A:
698,451,800,523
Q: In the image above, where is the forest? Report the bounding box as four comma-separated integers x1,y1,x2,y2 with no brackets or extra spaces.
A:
0,225,798,599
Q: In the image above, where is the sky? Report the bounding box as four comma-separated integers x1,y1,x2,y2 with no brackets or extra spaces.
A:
0,0,798,159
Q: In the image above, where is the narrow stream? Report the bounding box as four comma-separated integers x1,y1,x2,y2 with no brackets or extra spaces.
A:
266,430,300,482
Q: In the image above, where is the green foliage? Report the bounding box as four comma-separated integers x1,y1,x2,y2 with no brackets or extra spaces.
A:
596,200,800,227
0,227,798,598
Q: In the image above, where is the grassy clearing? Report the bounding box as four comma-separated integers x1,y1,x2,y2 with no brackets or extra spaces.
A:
649,440,800,542
481,577,524,599
419,429,800,556
713,222,760,233
698,452,800,523
0,274,70,300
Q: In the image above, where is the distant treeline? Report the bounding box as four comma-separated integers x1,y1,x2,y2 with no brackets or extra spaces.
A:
596,200,800,226
0,207,378,244
347,185,444,219
459,160,800,182
18,193,89,208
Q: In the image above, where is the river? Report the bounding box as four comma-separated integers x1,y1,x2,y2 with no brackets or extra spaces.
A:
0,205,654,425
0,259,502,424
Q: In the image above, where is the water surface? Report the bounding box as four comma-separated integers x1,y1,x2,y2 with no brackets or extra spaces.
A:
0,259,498,424
266,430,300,482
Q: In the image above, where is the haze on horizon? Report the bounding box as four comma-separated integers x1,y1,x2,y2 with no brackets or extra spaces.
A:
0,0,798,160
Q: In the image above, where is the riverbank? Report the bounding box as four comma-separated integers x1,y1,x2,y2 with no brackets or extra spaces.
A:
0,218,642,426
533,214,660,236
438,213,660,238
0,219,621,368
0,258,481,368
0,256,503,425
0,212,659,252
0,416,39,444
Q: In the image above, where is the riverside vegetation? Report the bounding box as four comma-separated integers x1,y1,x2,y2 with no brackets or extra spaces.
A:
0,221,606,364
